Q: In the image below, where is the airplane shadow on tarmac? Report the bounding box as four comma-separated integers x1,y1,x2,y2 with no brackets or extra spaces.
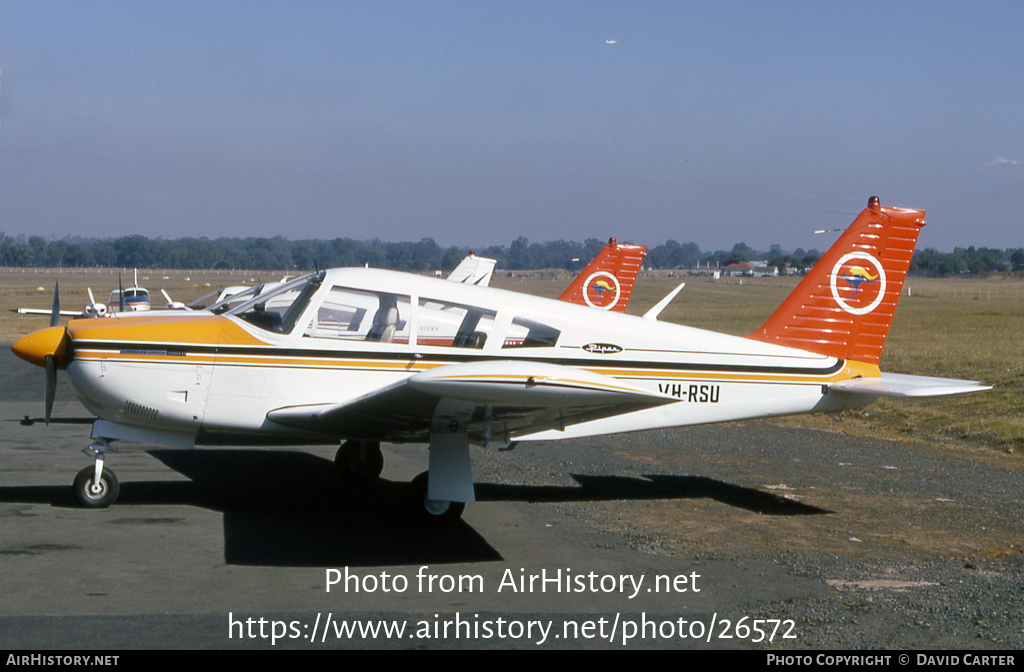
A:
0,449,828,568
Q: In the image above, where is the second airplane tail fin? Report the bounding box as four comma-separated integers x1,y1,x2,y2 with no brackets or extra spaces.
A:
559,238,647,313
448,253,497,286
747,197,925,365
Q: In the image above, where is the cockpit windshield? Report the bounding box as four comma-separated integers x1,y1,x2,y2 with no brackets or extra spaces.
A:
208,285,264,315
226,272,325,334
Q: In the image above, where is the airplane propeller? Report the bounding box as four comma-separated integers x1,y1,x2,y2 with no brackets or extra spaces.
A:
44,352,57,424
85,288,107,317
50,281,60,328
45,282,61,423
161,289,185,310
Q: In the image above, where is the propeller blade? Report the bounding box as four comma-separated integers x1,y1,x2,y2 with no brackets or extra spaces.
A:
119,273,124,312
88,287,96,304
50,281,60,328
44,354,57,425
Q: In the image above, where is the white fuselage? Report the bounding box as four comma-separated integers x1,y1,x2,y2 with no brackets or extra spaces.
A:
63,268,871,448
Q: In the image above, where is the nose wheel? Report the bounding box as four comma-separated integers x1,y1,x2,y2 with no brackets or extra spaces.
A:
74,440,119,508
73,464,119,508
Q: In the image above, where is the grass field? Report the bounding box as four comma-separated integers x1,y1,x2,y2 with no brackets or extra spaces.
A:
4,267,1022,454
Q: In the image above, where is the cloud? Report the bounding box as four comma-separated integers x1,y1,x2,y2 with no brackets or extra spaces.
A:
981,156,1024,181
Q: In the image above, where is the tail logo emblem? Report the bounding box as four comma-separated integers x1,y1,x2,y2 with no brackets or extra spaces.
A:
842,267,879,297
584,272,621,310
830,253,887,315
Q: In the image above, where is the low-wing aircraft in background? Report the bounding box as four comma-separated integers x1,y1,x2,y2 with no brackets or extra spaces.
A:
11,270,151,319
11,198,989,525
104,268,152,313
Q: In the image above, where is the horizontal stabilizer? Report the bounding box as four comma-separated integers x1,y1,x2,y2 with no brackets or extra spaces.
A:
830,373,991,398
643,282,685,321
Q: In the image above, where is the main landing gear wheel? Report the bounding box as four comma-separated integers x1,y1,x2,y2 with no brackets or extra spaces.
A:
73,465,120,508
334,440,384,483
406,471,465,527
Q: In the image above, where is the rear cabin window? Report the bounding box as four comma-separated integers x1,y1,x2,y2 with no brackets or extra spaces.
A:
417,298,496,349
502,317,561,349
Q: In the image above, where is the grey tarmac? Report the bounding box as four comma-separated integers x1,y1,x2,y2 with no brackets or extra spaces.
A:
1,347,1021,649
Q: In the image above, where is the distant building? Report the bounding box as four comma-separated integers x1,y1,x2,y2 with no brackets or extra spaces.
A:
723,262,754,277
723,261,778,278
685,260,722,279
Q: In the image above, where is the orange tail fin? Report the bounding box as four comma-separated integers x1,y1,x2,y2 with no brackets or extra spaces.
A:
559,238,647,313
747,197,925,365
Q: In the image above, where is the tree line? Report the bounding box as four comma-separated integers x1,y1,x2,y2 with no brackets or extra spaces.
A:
1,232,1021,276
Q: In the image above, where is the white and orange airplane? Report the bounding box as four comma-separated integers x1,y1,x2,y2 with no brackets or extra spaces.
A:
10,198,988,525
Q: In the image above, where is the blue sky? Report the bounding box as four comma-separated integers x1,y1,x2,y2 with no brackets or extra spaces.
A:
1,1,1021,252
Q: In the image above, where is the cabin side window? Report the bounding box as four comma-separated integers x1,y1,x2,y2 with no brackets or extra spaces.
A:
502,317,561,349
304,286,410,343
417,298,496,349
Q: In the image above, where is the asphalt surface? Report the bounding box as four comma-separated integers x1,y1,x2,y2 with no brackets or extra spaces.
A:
1,346,1022,650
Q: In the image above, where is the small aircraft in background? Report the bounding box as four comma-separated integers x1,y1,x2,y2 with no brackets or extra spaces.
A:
108,281,151,313
105,268,151,313
11,269,151,319
11,198,988,526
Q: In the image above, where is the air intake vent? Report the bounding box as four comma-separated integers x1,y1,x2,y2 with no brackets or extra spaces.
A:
123,400,159,420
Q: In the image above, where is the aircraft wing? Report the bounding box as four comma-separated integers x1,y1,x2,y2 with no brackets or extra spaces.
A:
830,373,991,398
267,360,676,444
10,308,84,317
